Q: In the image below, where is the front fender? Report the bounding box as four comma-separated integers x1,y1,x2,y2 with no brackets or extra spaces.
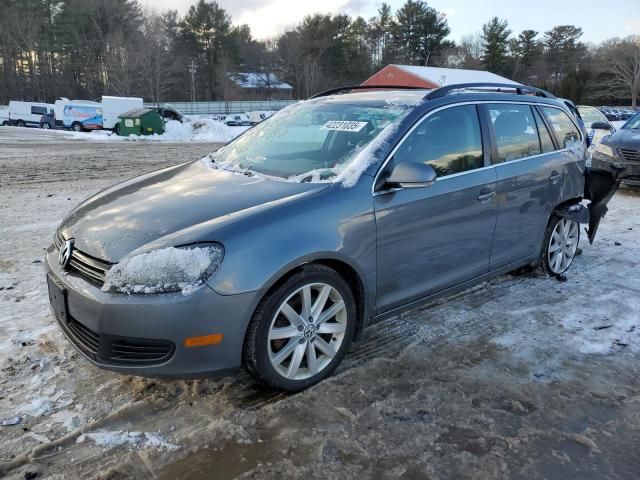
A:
206,181,377,313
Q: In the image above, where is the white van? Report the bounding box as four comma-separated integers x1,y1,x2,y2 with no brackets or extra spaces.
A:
62,101,103,131
102,96,143,131
9,101,55,127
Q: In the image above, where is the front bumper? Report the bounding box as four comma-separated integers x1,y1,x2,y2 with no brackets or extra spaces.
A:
591,157,640,186
45,244,263,378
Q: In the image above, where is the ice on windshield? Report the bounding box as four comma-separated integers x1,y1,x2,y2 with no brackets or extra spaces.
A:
203,99,411,187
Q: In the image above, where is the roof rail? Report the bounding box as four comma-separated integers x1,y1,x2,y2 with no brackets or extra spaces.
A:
310,85,428,99
424,83,556,100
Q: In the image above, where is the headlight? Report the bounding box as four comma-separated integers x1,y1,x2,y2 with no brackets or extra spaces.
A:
102,243,224,295
592,143,617,162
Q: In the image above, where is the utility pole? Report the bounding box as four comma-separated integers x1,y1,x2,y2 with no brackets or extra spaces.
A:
188,60,197,102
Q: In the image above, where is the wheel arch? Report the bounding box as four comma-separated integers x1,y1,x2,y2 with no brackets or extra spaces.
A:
247,254,371,344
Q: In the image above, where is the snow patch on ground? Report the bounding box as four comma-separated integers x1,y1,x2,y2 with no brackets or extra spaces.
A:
82,430,178,450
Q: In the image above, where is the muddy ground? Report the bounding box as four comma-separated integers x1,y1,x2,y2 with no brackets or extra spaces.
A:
0,126,639,479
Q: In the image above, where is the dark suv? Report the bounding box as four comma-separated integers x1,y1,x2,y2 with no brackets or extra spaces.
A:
46,83,621,391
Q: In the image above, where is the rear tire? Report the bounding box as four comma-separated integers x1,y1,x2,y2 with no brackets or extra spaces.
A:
243,264,356,392
41,122,51,129
71,122,83,132
16,120,25,127
543,216,580,275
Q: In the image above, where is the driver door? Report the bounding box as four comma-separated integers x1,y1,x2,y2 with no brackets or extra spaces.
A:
373,104,498,314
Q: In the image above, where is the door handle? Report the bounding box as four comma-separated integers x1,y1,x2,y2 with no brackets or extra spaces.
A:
549,171,562,182
477,189,496,203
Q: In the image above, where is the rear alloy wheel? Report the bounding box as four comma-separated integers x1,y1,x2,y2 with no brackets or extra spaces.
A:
244,265,356,391
71,122,83,132
544,216,580,275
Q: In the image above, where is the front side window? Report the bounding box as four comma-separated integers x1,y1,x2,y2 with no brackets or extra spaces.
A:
392,105,484,177
488,104,541,162
540,106,581,148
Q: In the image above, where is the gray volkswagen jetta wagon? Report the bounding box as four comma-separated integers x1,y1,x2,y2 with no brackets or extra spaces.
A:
46,83,621,391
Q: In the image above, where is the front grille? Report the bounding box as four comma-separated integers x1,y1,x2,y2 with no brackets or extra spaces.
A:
619,148,640,162
55,232,112,285
56,313,175,365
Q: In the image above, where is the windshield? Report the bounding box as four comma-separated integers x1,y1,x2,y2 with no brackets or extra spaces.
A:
623,112,640,129
578,107,608,127
210,99,411,183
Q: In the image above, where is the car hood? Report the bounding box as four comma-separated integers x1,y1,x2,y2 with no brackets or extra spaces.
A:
602,128,640,150
59,160,327,262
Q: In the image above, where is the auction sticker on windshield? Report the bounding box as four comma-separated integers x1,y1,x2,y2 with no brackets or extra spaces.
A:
322,121,368,132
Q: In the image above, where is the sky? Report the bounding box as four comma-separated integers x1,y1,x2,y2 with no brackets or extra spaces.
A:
141,0,640,43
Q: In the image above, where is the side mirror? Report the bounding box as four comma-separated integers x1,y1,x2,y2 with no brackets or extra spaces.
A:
592,121,612,131
386,161,437,189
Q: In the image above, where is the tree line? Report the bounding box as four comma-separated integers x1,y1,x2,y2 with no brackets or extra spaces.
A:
1,0,638,106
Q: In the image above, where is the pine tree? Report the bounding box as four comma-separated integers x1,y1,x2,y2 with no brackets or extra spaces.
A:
481,17,511,76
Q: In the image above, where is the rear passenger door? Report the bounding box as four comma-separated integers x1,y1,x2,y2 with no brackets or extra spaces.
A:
484,103,566,269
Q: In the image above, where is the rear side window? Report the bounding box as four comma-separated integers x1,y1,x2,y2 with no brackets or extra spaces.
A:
393,105,483,177
533,108,556,153
487,104,541,162
540,106,581,148
31,106,47,115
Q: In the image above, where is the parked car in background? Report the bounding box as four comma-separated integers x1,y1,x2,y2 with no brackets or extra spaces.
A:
154,104,183,122
39,112,56,129
224,113,252,126
46,84,622,392
577,106,615,146
102,96,143,132
8,101,54,127
0,106,9,126
247,111,274,125
591,111,640,186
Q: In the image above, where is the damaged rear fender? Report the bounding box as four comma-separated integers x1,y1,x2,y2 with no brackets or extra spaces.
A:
583,167,625,244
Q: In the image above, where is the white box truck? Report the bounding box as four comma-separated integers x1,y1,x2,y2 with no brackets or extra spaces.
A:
8,101,55,127
102,96,143,132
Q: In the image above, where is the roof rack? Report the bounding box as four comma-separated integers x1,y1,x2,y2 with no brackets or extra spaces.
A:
310,85,428,99
424,83,555,100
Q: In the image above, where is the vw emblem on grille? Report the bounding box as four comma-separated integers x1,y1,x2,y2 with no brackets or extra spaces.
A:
58,239,74,269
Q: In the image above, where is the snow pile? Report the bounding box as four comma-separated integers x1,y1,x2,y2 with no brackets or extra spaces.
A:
82,430,178,450
160,117,248,142
102,245,223,295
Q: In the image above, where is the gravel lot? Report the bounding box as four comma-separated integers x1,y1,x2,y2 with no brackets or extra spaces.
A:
0,126,639,479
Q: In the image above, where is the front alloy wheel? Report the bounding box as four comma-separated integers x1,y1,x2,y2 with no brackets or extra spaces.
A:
268,283,347,381
243,265,356,391
545,217,580,275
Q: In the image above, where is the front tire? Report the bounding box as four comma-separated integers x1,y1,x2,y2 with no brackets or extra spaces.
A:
243,265,356,392
543,216,580,275
71,122,83,132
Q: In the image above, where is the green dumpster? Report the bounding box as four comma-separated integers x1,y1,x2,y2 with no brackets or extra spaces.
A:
117,108,164,136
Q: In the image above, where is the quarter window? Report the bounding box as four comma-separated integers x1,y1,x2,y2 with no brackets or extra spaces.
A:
487,104,541,163
393,105,484,177
540,106,581,148
31,106,47,115
533,108,556,153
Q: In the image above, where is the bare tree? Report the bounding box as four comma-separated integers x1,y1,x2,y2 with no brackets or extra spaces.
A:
596,36,640,107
